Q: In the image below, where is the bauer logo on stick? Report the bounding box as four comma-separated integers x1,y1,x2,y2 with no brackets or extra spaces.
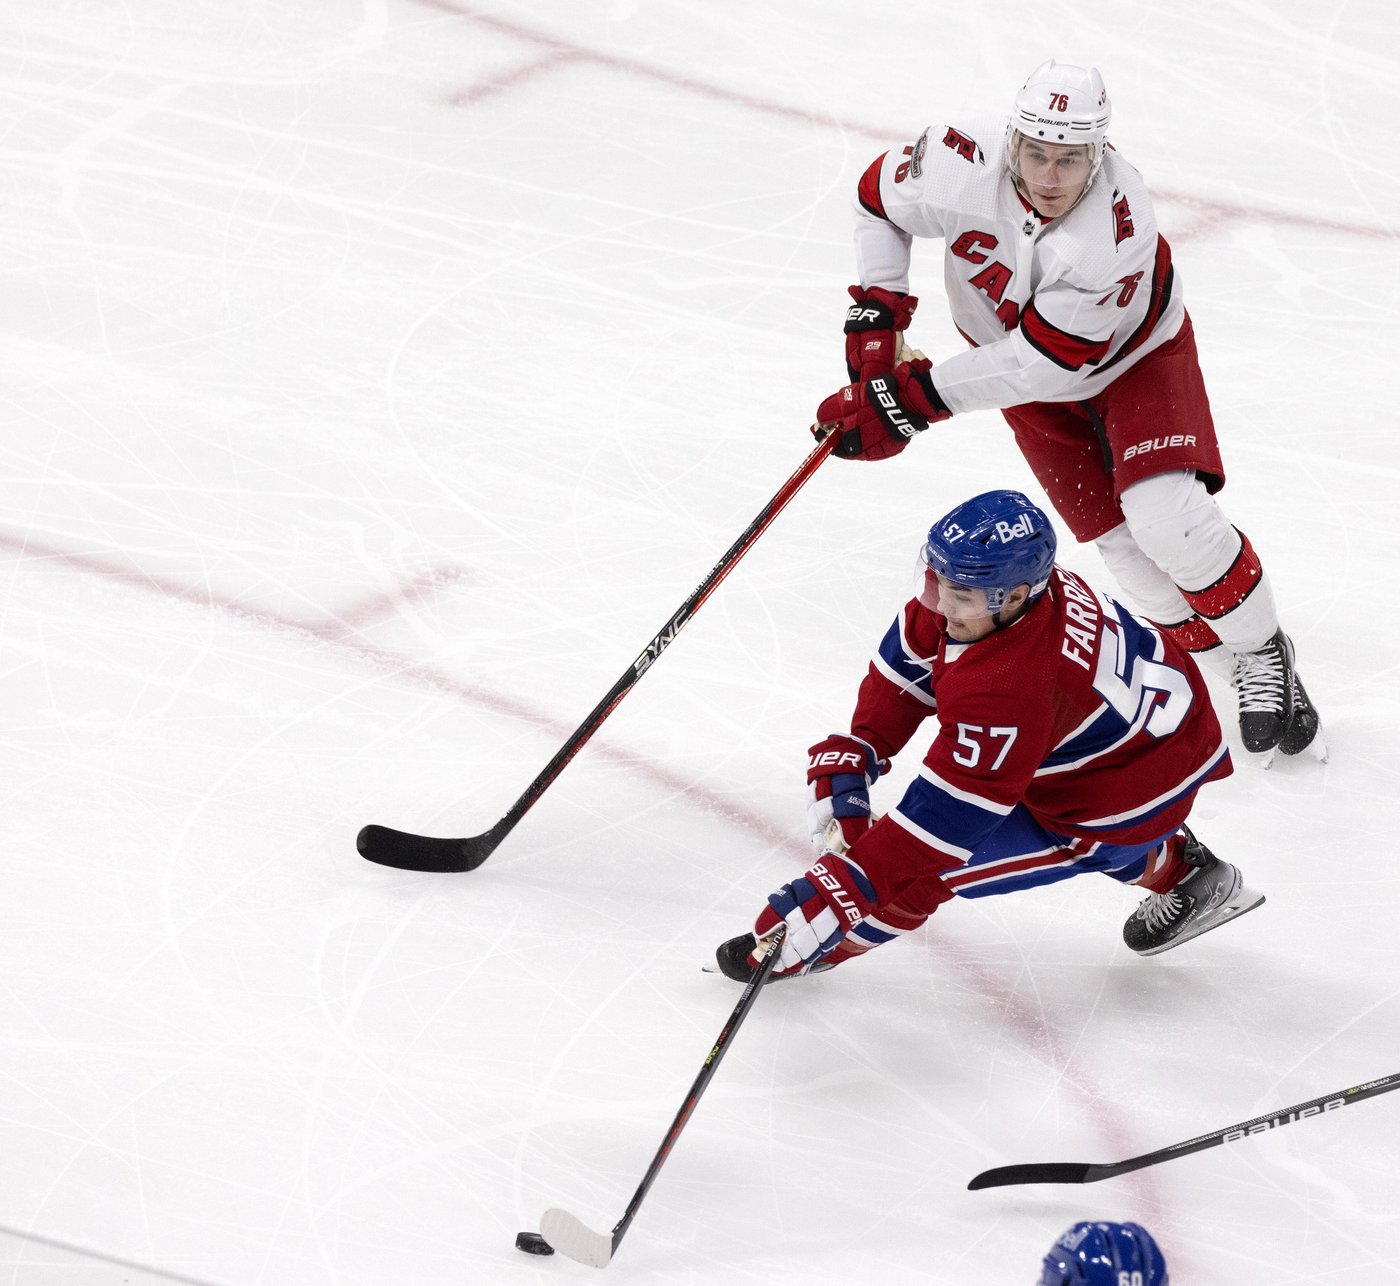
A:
1223,1097,1344,1143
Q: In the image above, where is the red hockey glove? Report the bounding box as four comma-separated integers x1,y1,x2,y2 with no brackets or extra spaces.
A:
844,285,919,382
753,851,879,977
805,733,887,854
813,358,952,461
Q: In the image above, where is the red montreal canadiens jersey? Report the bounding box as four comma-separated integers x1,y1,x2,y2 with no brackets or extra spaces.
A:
854,115,1185,413
849,567,1231,874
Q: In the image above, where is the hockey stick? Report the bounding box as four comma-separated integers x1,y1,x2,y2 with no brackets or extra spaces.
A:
533,928,787,1268
967,1070,1400,1190
357,430,838,873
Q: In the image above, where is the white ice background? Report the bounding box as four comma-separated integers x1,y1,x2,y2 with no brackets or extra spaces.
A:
2,2,1398,1283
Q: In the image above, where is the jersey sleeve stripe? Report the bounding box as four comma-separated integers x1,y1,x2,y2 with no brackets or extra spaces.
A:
888,764,1015,861
871,614,938,706
1034,703,1141,774
848,910,925,949
1019,301,1114,371
888,805,975,862
872,652,940,707
857,153,891,221
942,846,1077,894
917,763,1017,815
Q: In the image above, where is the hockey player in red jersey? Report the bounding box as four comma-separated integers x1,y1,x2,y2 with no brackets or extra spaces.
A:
816,59,1320,761
716,491,1263,981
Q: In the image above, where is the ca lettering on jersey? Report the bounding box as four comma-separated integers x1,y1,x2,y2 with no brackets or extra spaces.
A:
950,231,1020,330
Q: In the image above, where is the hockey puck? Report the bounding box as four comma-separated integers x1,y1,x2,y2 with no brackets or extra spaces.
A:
515,1230,554,1256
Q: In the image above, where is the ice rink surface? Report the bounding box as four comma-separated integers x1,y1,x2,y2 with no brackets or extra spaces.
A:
3,2,1399,1282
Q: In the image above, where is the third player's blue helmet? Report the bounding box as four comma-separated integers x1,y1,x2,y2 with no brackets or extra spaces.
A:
922,489,1057,611
1038,1221,1169,1285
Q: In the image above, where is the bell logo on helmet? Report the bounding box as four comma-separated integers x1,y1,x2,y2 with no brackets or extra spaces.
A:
994,514,1035,543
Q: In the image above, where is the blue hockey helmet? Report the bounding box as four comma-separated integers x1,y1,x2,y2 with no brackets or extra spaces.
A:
921,489,1057,612
1038,1221,1169,1285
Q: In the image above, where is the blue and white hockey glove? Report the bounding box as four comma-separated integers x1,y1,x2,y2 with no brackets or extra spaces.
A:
753,852,879,976
805,732,887,854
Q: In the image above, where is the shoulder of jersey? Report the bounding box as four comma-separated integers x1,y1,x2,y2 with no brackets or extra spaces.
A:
894,113,1008,202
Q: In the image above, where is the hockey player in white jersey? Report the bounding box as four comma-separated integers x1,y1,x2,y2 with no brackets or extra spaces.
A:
816,59,1320,760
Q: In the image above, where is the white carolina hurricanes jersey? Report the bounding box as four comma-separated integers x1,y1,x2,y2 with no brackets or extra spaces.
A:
854,115,1185,414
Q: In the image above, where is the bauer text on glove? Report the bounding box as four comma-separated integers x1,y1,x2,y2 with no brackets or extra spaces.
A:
813,358,952,461
843,285,919,383
805,732,887,854
752,852,878,977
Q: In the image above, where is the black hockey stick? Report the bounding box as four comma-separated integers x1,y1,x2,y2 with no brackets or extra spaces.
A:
967,1070,1400,1190
357,430,838,873
531,928,787,1267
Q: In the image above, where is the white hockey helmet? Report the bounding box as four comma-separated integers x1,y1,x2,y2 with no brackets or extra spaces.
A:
1007,59,1112,188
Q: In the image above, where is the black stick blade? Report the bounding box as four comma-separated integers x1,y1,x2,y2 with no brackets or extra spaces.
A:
967,1162,1096,1190
356,824,497,873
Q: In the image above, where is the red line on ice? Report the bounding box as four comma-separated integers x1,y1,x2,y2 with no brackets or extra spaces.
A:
422,0,1398,244
6,524,1164,1205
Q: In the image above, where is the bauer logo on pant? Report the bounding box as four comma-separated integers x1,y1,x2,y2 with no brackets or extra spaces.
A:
1122,434,1196,461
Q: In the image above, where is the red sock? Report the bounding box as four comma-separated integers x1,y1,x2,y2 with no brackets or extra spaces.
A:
1136,832,1192,894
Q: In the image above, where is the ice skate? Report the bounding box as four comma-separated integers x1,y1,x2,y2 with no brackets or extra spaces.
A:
1230,629,1294,757
1123,829,1264,956
710,933,835,983
1278,666,1325,760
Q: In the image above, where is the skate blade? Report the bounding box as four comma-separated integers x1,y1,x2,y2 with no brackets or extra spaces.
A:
1294,732,1329,764
1273,728,1328,765
1133,888,1266,957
